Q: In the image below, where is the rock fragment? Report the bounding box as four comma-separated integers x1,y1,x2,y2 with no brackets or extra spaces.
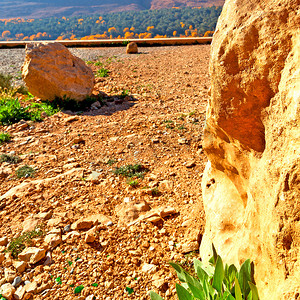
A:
126,42,138,54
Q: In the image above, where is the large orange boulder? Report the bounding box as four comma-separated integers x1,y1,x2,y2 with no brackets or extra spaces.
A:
200,0,299,299
22,42,95,101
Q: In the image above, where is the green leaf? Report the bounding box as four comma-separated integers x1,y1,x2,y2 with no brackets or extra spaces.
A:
194,259,214,278
169,262,199,287
228,265,237,284
187,282,206,299
55,277,61,283
238,259,251,296
249,282,259,300
212,256,224,293
125,287,134,294
175,283,193,300
91,283,98,287
149,291,164,300
234,278,243,300
74,285,84,294
67,260,73,266
209,243,218,265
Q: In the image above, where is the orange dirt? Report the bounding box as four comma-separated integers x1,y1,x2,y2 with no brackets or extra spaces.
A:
0,45,210,299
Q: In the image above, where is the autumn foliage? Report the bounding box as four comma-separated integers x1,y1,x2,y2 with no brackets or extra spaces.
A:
0,7,220,41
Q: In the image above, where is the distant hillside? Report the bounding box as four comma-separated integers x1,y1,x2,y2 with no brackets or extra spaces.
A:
0,0,224,19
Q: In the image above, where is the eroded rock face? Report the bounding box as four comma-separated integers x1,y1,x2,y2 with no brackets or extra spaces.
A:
200,0,300,299
22,42,95,101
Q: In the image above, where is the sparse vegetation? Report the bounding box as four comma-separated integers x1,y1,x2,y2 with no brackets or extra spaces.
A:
6,226,45,258
127,179,139,187
150,245,259,300
106,159,117,166
0,153,21,164
0,73,13,90
15,165,36,178
151,187,160,196
0,97,58,125
0,132,11,144
120,89,130,98
96,68,109,78
113,163,147,179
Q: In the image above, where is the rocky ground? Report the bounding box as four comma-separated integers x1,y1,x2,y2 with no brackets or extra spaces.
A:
0,44,210,300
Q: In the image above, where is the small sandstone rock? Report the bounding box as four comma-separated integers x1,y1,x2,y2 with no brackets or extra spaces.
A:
179,241,199,254
4,268,16,283
141,263,157,274
126,42,138,54
24,281,38,294
13,261,27,273
0,283,15,300
0,237,8,246
18,247,46,264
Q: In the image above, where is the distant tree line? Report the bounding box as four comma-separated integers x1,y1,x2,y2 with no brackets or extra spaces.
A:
0,6,222,41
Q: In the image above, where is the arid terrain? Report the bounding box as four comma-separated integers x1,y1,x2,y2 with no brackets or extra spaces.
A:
0,45,210,299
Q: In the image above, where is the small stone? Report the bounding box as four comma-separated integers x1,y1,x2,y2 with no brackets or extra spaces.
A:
24,281,37,293
44,233,62,249
43,251,53,266
15,285,26,300
18,247,46,264
13,261,27,273
126,42,138,54
179,241,199,254
106,221,113,227
0,253,5,264
185,160,196,168
178,137,188,144
85,227,97,244
4,268,16,283
141,263,157,274
0,237,8,246
37,282,51,293
85,295,95,300
0,283,15,300
12,276,22,288
63,224,71,232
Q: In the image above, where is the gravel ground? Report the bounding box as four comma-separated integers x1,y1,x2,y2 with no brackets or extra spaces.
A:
0,44,211,300
0,46,193,87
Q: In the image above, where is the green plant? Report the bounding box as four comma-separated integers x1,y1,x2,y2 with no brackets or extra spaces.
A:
120,89,130,98
0,97,58,125
0,73,13,90
122,40,130,46
15,165,36,178
96,67,109,77
0,295,7,300
151,187,160,196
0,153,21,164
6,226,45,258
150,244,259,300
94,61,103,66
113,163,147,179
0,132,11,144
127,179,139,187
106,159,117,166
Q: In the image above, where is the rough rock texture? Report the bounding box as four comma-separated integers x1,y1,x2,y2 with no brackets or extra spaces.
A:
22,42,95,101
200,0,300,299
126,42,138,54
